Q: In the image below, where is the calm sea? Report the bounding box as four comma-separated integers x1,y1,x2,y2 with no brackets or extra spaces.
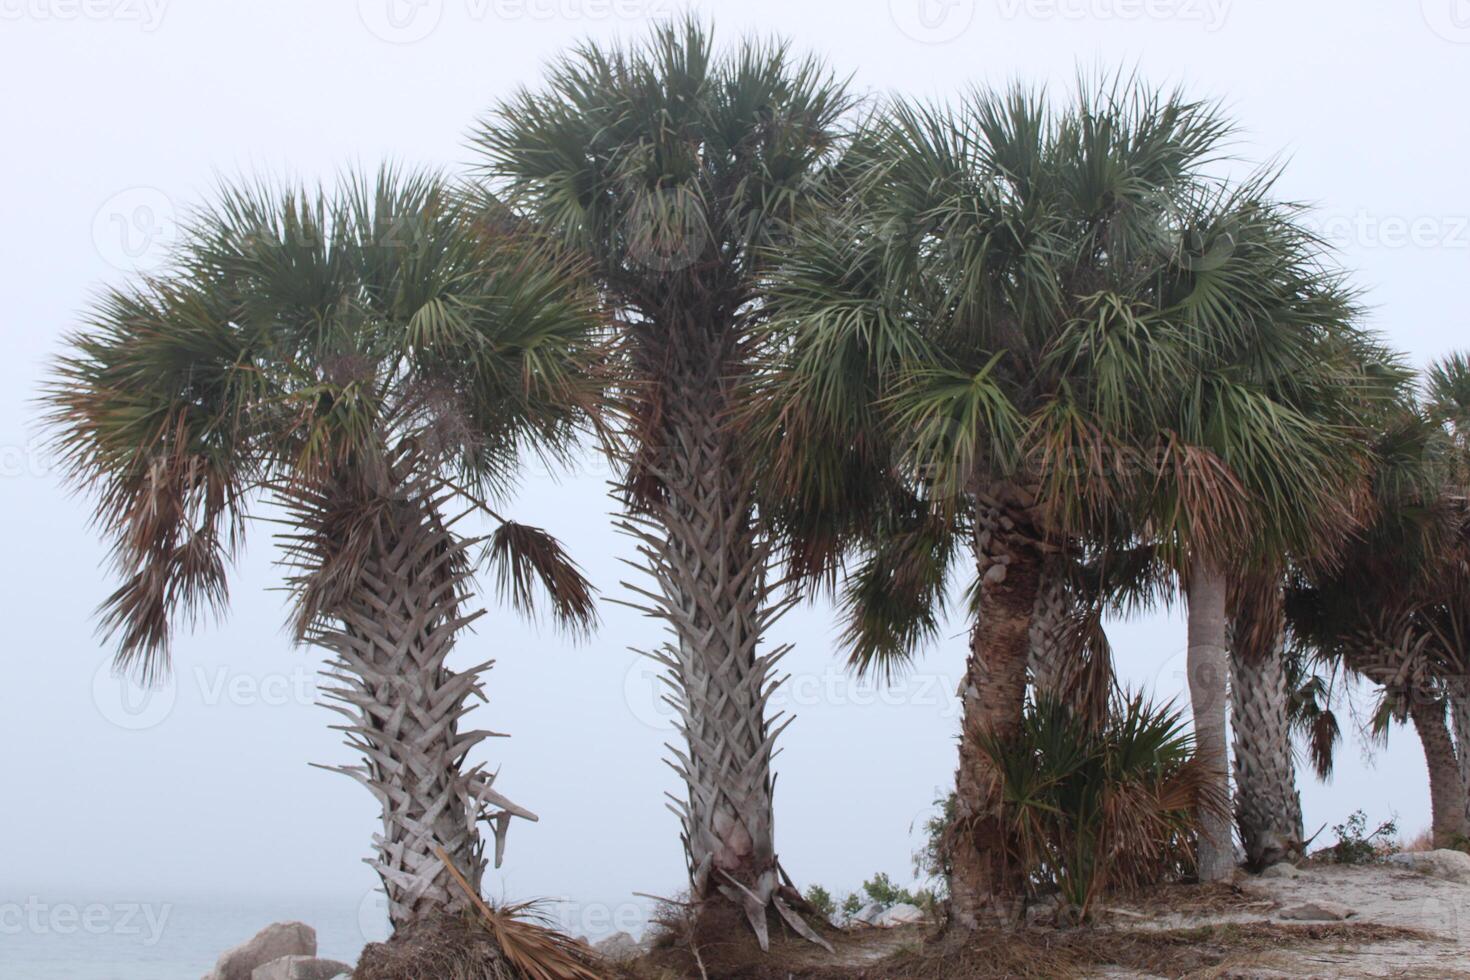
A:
0,894,385,980
0,893,648,979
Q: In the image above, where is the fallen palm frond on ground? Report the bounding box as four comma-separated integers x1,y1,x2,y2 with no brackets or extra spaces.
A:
354,848,606,980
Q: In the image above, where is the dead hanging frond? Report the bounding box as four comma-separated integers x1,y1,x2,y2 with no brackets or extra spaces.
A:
1060,602,1117,732
435,846,606,980
485,522,598,638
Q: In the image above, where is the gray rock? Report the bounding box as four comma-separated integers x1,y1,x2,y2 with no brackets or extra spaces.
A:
592,931,640,963
1278,900,1355,921
251,956,352,980
851,901,885,925
1387,849,1470,885
1259,862,1302,879
873,902,924,927
203,923,316,980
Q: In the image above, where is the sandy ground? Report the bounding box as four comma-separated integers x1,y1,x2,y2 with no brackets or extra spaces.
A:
1096,862,1470,978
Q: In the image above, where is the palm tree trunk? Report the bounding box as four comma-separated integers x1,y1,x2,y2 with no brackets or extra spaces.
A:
949,501,1042,931
1229,585,1304,869
1186,558,1235,882
313,486,534,928
1409,696,1468,848
618,366,820,951
1447,677,1470,832
1028,565,1074,704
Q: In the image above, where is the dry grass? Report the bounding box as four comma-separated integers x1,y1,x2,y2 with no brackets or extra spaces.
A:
615,920,1431,980
1103,880,1276,918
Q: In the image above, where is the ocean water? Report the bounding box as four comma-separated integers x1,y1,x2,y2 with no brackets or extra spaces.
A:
0,894,388,980
0,893,650,979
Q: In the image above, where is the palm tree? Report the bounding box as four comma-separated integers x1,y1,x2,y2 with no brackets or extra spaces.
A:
1288,362,1470,846
1229,570,1305,868
470,20,852,946
755,79,1260,925
1120,191,1397,879
43,170,600,930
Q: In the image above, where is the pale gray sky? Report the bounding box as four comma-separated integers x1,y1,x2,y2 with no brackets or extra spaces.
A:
1,0,1466,958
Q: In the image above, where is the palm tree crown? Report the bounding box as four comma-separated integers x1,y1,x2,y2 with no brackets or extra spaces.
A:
45,168,601,926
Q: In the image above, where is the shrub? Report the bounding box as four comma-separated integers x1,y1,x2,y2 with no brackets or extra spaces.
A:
914,793,956,900
1320,810,1398,864
978,692,1226,923
803,884,836,920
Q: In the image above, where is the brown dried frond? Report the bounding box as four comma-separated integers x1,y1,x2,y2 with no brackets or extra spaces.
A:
486,521,599,637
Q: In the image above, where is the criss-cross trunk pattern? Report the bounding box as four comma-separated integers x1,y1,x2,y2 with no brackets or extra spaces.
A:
618,348,822,951
309,474,535,928
949,499,1043,930
1229,584,1304,868
1028,565,1077,702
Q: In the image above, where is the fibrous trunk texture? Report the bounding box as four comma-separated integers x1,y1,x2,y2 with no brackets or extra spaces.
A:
1186,559,1235,882
618,358,820,952
949,499,1042,931
1409,697,1469,848
1228,583,1304,869
1028,565,1076,703
313,478,534,929
1447,676,1470,832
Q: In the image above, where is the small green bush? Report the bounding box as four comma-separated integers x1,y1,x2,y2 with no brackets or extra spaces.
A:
1322,810,1398,864
803,884,836,920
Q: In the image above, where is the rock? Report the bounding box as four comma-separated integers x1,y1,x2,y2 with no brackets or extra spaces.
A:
251,956,352,980
1260,862,1302,879
873,902,924,927
1387,849,1470,884
851,902,885,926
204,923,316,980
592,931,640,963
1278,900,1355,921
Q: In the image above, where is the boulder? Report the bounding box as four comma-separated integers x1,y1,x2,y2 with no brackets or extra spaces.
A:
592,931,640,963
251,956,352,980
1278,900,1355,921
203,923,316,980
1387,849,1470,885
873,903,924,927
1259,862,1301,879
850,902,885,926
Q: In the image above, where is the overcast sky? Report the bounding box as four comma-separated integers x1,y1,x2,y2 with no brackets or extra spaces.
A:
2,0,1467,956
